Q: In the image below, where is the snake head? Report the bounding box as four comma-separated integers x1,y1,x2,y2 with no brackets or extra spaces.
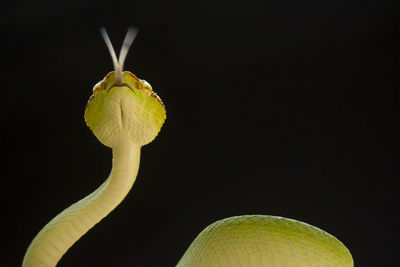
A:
84,28,166,148
85,71,166,147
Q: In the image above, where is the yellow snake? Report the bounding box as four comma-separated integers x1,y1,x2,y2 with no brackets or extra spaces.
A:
22,28,354,267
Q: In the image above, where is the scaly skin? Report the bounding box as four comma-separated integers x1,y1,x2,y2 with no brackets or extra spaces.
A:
177,215,353,267
23,136,140,267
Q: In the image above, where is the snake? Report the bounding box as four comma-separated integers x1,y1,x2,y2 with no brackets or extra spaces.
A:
22,28,354,267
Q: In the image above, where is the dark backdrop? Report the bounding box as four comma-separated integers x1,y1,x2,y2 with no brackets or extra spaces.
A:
1,0,396,266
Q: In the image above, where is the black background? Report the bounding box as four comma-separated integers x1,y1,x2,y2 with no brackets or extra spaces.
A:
1,0,396,266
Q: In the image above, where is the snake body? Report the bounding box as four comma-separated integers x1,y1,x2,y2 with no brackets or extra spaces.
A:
178,215,353,266
22,29,353,267
23,135,141,267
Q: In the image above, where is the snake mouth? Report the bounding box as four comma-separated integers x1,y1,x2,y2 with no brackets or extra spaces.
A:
106,83,136,95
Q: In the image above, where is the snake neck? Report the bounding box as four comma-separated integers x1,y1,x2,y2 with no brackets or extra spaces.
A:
23,135,141,267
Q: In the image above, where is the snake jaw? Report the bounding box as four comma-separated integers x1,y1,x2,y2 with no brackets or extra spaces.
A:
107,83,136,95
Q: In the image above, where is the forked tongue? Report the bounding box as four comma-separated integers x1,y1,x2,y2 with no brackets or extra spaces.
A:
100,27,138,85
